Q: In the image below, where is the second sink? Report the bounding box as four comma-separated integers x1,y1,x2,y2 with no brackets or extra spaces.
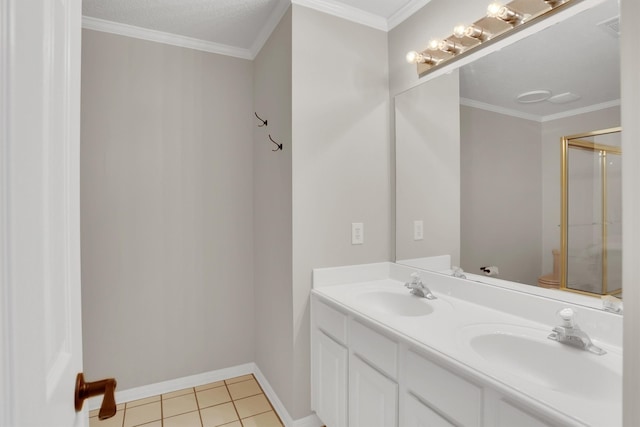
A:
458,323,621,403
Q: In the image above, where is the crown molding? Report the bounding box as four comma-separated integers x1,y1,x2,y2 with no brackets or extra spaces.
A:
250,0,291,57
461,97,622,123
388,0,433,30
291,0,388,31
460,97,542,122
81,16,253,60
541,99,621,122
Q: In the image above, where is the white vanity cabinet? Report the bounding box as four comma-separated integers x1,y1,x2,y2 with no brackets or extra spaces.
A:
402,393,456,427
349,355,398,427
312,297,399,427
311,294,575,427
402,348,482,426
484,390,556,427
311,298,349,427
349,319,399,427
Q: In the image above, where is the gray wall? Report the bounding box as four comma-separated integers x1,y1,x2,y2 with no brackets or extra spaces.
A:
252,7,295,415
460,106,542,284
291,5,391,418
80,30,255,389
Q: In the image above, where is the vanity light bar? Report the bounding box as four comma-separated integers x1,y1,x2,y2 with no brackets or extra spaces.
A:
407,0,576,76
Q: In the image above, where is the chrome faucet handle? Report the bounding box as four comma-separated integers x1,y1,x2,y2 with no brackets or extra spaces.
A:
404,272,437,299
548,308,606,355
405,272,421,288
558,307,575,328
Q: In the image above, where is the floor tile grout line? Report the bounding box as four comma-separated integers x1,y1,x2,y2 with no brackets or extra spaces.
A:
225,380,243,427
193,386,205,427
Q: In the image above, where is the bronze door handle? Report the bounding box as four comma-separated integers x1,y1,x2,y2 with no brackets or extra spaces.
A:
74,373,118,420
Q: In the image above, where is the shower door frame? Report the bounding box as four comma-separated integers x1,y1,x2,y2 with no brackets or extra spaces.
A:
560,126,622,297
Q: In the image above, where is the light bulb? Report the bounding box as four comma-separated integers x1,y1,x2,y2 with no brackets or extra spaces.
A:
487,2,502,17
406,51,422,64
405,51,438,65
427,39,441,50
453,25,467,38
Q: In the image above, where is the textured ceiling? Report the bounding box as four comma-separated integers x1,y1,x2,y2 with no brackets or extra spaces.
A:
82,0,419,50
82,0,285,49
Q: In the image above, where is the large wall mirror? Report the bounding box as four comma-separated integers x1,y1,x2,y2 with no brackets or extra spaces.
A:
395,0,620,300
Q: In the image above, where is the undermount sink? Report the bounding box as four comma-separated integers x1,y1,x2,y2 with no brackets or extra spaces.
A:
459,324,621,402
353,291,435,316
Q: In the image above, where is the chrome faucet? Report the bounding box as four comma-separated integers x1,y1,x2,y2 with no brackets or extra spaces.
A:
547,308,606,355
452,266,466,279
405,272,437,300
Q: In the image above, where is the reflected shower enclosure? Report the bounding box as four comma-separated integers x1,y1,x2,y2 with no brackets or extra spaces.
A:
561,127,622,296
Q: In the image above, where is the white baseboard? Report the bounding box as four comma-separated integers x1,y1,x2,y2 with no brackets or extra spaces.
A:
89,363,323,427
252,365,323,427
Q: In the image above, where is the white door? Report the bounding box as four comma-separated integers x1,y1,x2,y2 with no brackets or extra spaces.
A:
1,0,85,426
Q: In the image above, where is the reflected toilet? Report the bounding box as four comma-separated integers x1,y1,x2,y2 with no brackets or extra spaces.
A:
538,249,560,289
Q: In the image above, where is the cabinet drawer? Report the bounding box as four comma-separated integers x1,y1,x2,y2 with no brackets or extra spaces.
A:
314,298,348,345
351,319,398,379
403,393,456,427
406,349,482,427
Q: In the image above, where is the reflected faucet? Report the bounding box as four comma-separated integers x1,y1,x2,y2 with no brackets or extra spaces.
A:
452,266,466,279
547,308,606,355
405,272,437,300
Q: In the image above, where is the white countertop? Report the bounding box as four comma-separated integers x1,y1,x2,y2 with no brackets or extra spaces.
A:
312,262,622,427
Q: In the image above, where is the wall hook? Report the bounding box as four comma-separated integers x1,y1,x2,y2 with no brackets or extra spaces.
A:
269,135,283,152
254,112,268,127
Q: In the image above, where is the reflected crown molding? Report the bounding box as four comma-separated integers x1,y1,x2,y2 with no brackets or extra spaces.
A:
460,97,621,123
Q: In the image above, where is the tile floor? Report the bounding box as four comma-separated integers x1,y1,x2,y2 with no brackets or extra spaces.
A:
89,374,283,427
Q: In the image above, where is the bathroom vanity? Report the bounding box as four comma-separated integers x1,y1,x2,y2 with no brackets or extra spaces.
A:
310,262,621,427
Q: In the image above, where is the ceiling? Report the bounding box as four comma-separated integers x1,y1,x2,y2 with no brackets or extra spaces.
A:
82,0,431,58
82,0,620,121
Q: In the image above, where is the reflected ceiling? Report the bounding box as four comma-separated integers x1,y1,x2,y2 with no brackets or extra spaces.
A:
460,0,620,121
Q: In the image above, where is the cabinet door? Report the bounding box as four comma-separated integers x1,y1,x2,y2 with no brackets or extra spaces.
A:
312,330,348,427
349,355,398,427
403,393,456,427
495,399,554,427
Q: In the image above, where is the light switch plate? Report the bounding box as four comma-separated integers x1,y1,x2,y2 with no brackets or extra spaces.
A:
352,222,364,245
414,220,424,240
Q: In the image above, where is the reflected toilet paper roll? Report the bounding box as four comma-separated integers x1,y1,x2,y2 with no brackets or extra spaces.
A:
480,266,499,277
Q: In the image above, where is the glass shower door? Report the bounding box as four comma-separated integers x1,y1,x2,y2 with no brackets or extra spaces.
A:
561,128,622,296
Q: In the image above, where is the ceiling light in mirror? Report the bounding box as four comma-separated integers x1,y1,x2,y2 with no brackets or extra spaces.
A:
516,89,552,103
